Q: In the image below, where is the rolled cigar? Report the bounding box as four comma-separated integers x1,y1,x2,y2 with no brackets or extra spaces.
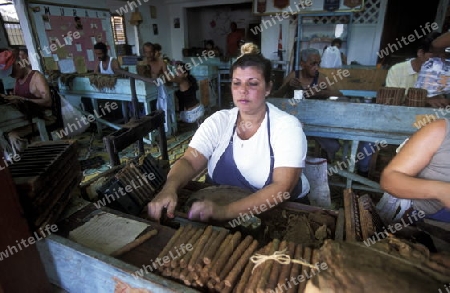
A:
207,279,216,290
244,242,273,293
110,229,158,257
264,240,287,292
256,239,280,293
179,228,205,268
203,228,229,265
194,229,219,271
188,225,214,271
179,229,207,280
276,241,296,291
157,224,188,270
202,233,233,275
297,246,312,293
215,281,224,292
219,235,254,281
169,225,196,268
188,270,198,281
171,267,181,280
286,244,303,293
157,225,185,261
224,239,259,288
210,231,242,281
234,246,264,293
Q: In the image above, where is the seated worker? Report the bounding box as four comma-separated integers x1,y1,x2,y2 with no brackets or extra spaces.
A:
148,52,310,222
380,118,450,223
2,51,53,153
272,48,342,162
172,61,204,124
93,42,120,74
385,32,448,108
271,48,342,99
205,40,221,57
137,42,168,79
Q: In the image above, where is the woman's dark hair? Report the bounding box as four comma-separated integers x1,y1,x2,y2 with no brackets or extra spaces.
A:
231,53,272,84
175,61,198,91
94,42,107,54
205,40,214,47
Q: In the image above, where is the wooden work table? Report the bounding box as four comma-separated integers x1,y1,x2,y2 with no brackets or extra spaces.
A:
0,103,49,142
36,186,339,292
58,75,178,140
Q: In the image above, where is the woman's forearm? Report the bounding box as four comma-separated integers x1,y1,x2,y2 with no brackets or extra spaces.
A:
381,170,450,202
163,157,203,192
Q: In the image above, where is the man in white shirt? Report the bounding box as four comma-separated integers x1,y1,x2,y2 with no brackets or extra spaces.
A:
93,42,120,75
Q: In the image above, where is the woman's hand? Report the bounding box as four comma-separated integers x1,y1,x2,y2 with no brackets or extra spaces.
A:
147,187,178,221
188,200,225,222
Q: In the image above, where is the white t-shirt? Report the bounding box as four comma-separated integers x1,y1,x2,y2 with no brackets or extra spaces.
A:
189,102,309,196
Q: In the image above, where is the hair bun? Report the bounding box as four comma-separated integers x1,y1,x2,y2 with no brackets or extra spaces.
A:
239,42,260,57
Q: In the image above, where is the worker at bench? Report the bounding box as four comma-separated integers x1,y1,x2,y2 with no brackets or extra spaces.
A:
148,50,310,222
380,118,450,223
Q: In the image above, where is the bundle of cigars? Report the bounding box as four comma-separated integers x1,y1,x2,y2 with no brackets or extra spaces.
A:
157,224,321,293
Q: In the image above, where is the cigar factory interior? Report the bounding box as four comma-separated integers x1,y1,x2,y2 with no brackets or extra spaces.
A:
2,0,450,292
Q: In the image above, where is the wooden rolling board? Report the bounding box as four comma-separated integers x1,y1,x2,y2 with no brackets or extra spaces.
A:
56,202,177,270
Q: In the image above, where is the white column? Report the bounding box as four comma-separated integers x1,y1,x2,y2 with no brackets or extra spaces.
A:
13,0,43,72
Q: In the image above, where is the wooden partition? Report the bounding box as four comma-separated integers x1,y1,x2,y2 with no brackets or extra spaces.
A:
319,67,388,91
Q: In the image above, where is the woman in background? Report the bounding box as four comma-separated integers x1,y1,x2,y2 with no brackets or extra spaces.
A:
172,62,204,124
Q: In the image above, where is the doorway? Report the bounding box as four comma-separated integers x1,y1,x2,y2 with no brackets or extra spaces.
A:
377,0,440,67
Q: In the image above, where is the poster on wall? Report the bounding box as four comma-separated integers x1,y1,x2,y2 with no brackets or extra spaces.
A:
44,14,107,71
28,3,115,73
252,0,365,15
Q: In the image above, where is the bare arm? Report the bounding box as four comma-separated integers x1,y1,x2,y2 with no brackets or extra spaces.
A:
188,167,301,221
271,71,295,97
148,147,208,220
432,32,450,50
305,74,343,98
380,119,450,208
111,58,121,73
29,72,52,108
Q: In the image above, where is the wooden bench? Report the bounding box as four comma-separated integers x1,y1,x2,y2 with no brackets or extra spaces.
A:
268,98,448,192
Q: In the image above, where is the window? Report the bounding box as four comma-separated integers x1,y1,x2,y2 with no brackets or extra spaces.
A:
0,2,25,46
111,15,126,45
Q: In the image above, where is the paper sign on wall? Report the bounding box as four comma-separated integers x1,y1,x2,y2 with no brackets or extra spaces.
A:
58,59,76,73
74,56,87,74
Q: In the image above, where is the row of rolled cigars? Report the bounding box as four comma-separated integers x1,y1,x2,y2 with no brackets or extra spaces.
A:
376,87,428,107
157,224,320,293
